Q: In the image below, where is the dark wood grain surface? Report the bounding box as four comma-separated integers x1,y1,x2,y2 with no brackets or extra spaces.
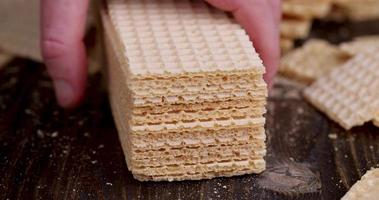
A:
0,20,379,200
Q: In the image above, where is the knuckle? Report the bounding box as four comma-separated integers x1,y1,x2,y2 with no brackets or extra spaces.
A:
41,37,69,60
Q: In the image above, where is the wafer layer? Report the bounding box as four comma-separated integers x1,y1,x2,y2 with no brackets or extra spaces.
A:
111,93,267,181
280,39,350,84
280,37,294,54
108,0,264,79
304,50,379,130
341,168,379,200
340,36,379,56
281,18,312,39
283,0,332,19
331,0,379,21
134,161,265,182
103,0,267,181
106,24,266,126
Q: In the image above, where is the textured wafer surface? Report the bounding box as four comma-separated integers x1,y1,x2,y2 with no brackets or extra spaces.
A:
339,35,379,127
283,0,332,19
304,50,379,130
341,168,379,200
107,0,264,79
340,36,379,56
103,0,267,181
280,18,312,39
280,39,350,84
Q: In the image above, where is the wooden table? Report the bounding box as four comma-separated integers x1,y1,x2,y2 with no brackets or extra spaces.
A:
0,20,379,200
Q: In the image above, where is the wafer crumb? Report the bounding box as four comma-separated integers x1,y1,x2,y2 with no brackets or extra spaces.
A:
37,129,44,138
50,131,58,138
328,133,338,140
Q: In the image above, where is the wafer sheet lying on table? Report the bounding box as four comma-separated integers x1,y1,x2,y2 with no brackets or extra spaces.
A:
339,36,379,56
102,0,268,181
304,49,379,130
341,168,379,200
280,39,350,84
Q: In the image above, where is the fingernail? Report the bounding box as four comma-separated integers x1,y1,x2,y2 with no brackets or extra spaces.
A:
53,80,74,107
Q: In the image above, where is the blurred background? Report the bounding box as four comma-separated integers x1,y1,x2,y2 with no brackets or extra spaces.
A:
0,0,102,73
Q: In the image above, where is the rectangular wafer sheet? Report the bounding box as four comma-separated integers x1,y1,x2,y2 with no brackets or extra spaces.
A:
280,39,350,84
107,0,264,78
304,49,379,130
340,36,379,56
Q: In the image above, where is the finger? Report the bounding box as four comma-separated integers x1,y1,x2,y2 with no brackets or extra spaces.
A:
205,0,242,11
41,0,89,108
269,0,282,27
206,0,280,89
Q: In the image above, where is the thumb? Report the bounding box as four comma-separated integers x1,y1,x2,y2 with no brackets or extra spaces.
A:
41,0,89,108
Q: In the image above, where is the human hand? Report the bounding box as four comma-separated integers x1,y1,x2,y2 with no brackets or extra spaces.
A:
41,0,89,108
206,0,281,89
41,0,280,108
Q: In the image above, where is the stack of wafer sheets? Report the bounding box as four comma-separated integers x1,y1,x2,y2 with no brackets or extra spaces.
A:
280,0,332,53
102,0,267,181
